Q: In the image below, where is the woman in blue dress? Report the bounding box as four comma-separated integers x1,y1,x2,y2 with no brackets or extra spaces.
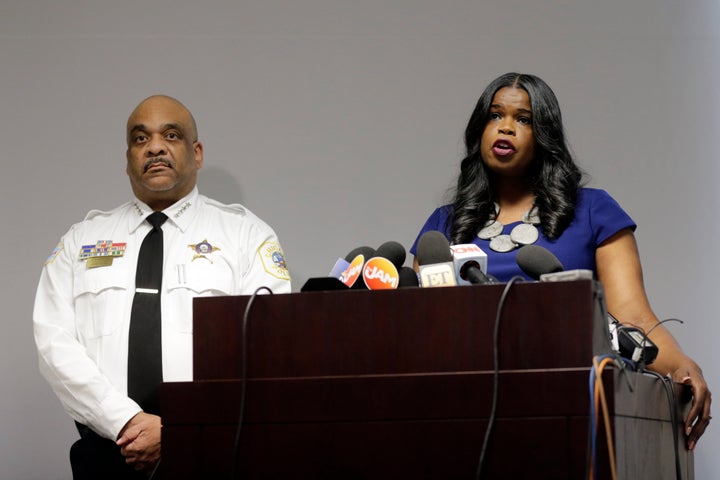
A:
411,72,711,449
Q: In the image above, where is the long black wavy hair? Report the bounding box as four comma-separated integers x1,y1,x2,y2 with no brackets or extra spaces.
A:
450,72,584,245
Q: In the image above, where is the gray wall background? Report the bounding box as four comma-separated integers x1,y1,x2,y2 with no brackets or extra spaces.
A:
1,1,718,478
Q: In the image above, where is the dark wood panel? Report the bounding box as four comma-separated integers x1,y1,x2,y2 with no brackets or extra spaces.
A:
193,281,604,380
163,369,690,479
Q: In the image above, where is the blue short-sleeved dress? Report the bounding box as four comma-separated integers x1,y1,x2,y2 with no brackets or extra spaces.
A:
410,188,636,282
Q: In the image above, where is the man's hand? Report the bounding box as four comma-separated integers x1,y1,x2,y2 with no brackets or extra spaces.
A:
116,412,162,474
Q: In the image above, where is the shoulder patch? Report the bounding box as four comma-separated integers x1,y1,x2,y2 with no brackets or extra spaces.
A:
45,242,64,265
257,241,290,281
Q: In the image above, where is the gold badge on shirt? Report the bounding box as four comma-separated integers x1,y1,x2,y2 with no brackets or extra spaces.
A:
188,239,220,263
79,240,127,268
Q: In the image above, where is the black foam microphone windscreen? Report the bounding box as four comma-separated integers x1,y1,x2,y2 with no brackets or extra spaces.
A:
516,245,564,280
416,231,453,265
375,241,406,269
398,266,420,288
416,231,457,287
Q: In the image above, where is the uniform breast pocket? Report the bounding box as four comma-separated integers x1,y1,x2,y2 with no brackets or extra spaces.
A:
163,260,234,336
73,261,132,339
168,260,235,297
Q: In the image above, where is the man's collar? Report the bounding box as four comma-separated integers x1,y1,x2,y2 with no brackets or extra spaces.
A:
129,187,199,233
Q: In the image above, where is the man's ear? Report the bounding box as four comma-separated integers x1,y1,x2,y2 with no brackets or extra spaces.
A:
193,141,204,169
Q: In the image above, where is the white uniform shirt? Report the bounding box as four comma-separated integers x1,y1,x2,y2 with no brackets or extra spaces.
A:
33,187,291,440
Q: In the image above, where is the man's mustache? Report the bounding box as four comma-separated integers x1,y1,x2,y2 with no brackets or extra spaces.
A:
143,158,174,173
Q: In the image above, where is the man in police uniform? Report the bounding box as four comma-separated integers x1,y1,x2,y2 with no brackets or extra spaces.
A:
33,95,291,478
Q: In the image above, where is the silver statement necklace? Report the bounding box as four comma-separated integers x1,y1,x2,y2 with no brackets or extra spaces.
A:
477,203,540,253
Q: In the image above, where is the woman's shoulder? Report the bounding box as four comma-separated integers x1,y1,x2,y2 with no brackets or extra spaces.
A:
575,187,636,235
437,203,454,215
425,204,454,222
578,187,614,201
577,187,624,210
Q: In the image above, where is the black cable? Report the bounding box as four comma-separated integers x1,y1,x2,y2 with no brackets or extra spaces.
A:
597,317,684,478
594,282,616,353
595,282,633,391
230,286,274,480
475,276,524,480
639,318,683,369
645,318,684,337
642,369,682,480
615,318,684,368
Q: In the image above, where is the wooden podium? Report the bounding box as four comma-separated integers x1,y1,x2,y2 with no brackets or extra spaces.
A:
161,280,693,479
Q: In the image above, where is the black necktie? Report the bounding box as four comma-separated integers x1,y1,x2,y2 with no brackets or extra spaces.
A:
128,211,167,414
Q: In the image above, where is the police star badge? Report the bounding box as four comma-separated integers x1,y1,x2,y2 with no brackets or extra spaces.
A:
188,239,220,262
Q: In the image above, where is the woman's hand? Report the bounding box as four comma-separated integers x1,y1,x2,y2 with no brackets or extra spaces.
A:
672,362,712,450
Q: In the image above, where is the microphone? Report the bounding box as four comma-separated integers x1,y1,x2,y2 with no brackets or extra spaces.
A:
362,256,399,289
450,243,496,285
328,258,350,278
398,266,420,288
361,240,405,290
516,245,592,282
341,246,376,289
516,245,563,280
301,244,390,292
300,253,351,291
340,253,368,288
375,241,406,270
416,231,457,288
300,247,361,291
